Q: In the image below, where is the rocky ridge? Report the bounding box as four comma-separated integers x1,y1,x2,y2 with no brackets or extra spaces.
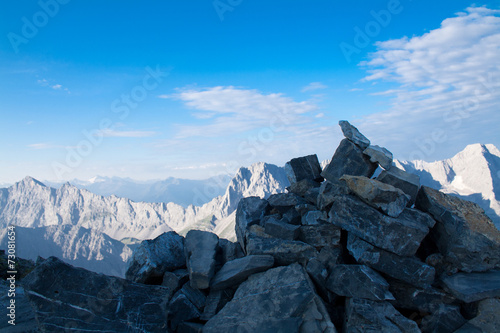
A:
18,121,500,332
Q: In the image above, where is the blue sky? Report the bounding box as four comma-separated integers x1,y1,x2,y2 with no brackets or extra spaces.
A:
1,0,499,183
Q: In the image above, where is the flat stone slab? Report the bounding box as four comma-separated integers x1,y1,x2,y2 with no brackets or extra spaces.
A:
326,264,395,301
246,236,318,266
345,298,420,333
441,270,500,303
339,120,370,149
185,230,219,289
363,145,393,170
347,234,435,288
285,154,323,184
321,139,378,182
329,195,433,256
264,218,300,240
340,175,410,217
204,264,336,333
416,185,500,273
211,255,275,291
299,224,341,248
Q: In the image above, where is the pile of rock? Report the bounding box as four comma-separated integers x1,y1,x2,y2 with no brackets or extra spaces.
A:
20,121,500,332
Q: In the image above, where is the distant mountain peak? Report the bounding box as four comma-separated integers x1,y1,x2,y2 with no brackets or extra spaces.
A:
19,176,46,188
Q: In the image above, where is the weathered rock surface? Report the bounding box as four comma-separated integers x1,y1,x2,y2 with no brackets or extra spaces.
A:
265,218,301,240
246,236,318,266
326,264,395,301
168,290,201,331
454,298,500,333
377,167,420,206
267,192,307,212
340,175,410,217
329,195,433,256
441,270,500,303
420,304,466,333
345,298,420,333
235,196,270,252
363,144,393,170
416,185,500,272
285,154,323,184
125,231,185,284
302,210,327,225
299,224,341,248
322,139,378,182
210,255,274,291
287,178,321,197
317,180,349,210
200,289,234,321
338,120,370,149
204,264,337,333
347,234,435,288
0,282,38,333
23,256,171,332
185,230,219,289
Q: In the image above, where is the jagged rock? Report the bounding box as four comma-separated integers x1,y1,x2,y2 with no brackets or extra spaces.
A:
246,236,319,266
22,257,170,332
185,230,219,290
329,195,434,256
218,238,245,265
377,167,420,206
321,139,378,182
299,224,341,248
201,289,235,321
282,207,302,225
304,187,321,205
363,145,393,170
211,255,274,291
388,279,457,313
318,246,343,272
454,298,500,333
177,322,204,333
306,258,330,299
340,175,410,217
302,210,327,225
295,203,318,216
265,218,301,240
416,186,500,272
420,305,466,333
345,298,420,333
204,264,336,333
248,224,274,239
125,231,185,284
285,154,323,184
338,120,370,149
441,270,500,303
347,234,435,288
162,271,184,293
287,178,321,197
267,193,307,213
317,180,349,211
181,283,207,310
168,291,201,331
326,264,394,301
235,196,270,253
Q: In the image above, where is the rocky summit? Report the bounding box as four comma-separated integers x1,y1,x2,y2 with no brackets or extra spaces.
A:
17,120,500,332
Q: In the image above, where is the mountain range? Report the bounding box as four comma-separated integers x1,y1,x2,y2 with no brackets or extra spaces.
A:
0,144,498,277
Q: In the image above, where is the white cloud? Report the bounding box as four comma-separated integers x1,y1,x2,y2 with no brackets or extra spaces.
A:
357,6,500,161
52,84,62,90
97,129,156,138
301,82,328,92
27,143,53,149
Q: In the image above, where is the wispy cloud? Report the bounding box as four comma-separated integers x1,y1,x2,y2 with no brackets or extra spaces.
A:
356,6,500,161
27,143,53,150
97,129,156,138
301,82,328,92
37,78,70,93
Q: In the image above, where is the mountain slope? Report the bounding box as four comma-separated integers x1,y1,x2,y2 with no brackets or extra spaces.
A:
397,143,500,227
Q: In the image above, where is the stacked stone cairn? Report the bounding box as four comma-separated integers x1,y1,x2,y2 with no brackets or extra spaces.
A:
20,121,500,332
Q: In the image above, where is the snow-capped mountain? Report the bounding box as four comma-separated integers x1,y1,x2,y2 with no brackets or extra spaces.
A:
396,143,500,228
43,175,232,207
0,163,289,276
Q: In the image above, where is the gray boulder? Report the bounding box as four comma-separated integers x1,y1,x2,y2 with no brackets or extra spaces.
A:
204,264,336,333
340,175,410,217
454,298,500,333
317,180,349,211
326,264,395,301
201,289,234,321
265,218,301,240
246,236,319,266
363,145,393,170
285,154,323,184
345,298,420,333
267,192,307,212
211,255,274,291
235,196,270,252
299,224,341,248
416,186,500,273
347,234,435,288
329,195,434,256
125,231,185,284
321,139,378,182
420,305,466,333
338,120,370,149
287,178,321,197
185,230,219,290
302,210,327,225
22,257,171,332
377,167,420,206
168,290,201,331
441,270,500,303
